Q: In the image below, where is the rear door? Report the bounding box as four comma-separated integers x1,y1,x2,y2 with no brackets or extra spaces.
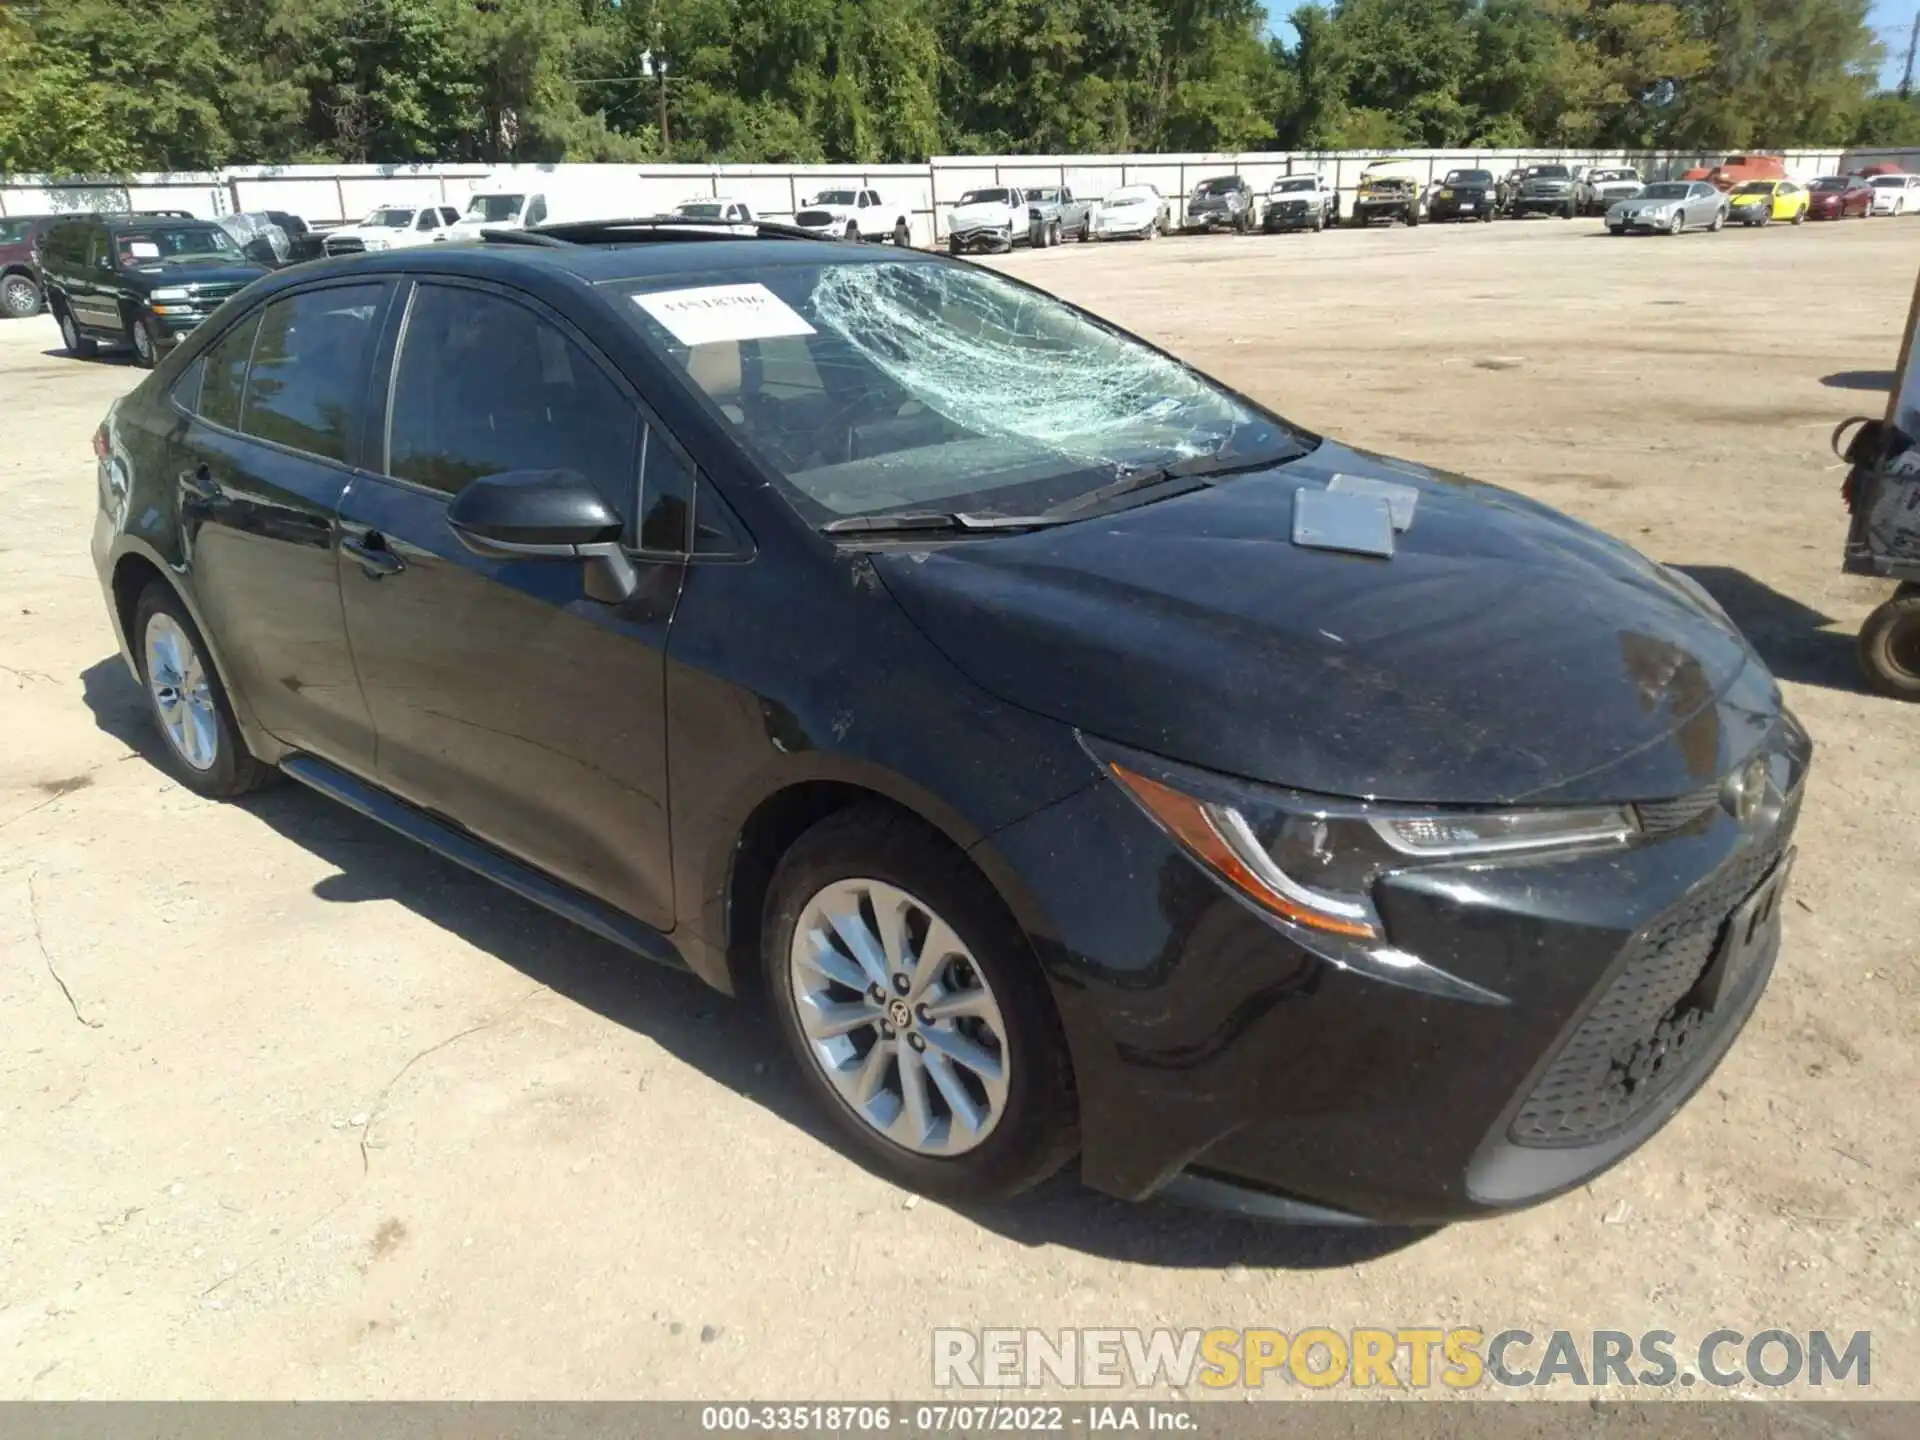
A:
73,225,120,331
334,278,687,928
171,280,391,771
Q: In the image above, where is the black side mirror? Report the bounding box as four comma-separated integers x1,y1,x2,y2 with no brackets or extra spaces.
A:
446,470,638,602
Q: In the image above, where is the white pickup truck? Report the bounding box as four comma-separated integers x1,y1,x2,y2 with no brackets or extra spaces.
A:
320,204,463,256
946,186,1038,254
792,188,912,245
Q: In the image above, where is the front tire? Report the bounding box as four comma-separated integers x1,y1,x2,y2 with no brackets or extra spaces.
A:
844,222,859,243
1668,213,1685,236
892,219,910,247
1,271,43,318
1858,594,1920,700
132,583,275,797
763,806,1078,1202
1792,206,1806,225
1709,209,1725,232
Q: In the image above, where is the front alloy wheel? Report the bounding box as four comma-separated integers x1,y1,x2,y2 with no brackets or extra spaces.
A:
131,315,157,368
764,807,1078,1201
789,879,1011,1156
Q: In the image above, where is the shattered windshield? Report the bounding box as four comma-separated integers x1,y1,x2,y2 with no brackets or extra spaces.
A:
620,260,1305,524
958,189,1011,205
364,208,416,228
1271,178,1316,193
675,203,726,219
812,191,857,206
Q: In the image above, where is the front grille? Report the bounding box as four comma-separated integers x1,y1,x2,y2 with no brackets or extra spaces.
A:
323,237,364,256
1509,835,1784,1148
794,210,833,228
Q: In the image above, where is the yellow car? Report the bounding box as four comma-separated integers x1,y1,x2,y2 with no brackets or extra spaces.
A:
1727,179,1809,227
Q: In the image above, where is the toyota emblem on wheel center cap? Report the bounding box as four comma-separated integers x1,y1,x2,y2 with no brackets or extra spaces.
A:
887,999,914,1030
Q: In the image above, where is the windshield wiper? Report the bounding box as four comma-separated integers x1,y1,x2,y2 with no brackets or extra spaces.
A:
1040,452,1286,519
820,510,1060,536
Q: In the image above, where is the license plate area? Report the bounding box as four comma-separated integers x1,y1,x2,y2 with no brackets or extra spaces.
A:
1694,850,1794,1011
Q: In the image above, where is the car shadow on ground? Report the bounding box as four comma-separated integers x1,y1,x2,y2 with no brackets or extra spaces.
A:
78,656,1432,1271
40,347,137,366
1819,370,1893,391
1671,565,1863,693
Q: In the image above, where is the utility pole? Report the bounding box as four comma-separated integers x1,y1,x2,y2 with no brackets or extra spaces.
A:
640,47,671,153
1902,11,1918,100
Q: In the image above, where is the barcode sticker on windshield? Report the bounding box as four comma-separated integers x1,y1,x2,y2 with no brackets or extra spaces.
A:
633,283,816,346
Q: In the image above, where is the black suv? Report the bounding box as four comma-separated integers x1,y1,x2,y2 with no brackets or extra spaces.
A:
0,214,60,318
90,220,1807,1224
39,214,269,366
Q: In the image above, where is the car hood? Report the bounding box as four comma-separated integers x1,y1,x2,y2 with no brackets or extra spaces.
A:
872,441,1776,805
951,203,1017,224
129,260,269,287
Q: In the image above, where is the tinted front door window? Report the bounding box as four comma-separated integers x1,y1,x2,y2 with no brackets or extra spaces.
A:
239,284,384,463
388,283,639,514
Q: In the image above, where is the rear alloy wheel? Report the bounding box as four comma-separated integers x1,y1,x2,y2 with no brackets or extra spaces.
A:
764,807,1077,1201
129,314,157,368
1857,593,1920,700
2,271,43,318
58,307,97,358
134,584,274,797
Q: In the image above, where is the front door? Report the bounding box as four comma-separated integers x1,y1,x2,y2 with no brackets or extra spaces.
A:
335,279,683,929
173,280,392,771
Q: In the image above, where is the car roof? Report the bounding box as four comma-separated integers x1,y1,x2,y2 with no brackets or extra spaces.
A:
259,231,940,289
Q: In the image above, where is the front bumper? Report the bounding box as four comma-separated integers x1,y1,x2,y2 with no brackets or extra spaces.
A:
980,717,1810,1224
1184,208,1243,230
1514,192,1575,213
1352,196,1415,220
1092,218,1153,238
1262,203,1320,230
949,225,1014,252
1807,203,1844,220
1428,192,1492,219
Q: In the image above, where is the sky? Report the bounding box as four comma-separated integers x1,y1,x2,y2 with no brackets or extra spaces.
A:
1263,3,1920,92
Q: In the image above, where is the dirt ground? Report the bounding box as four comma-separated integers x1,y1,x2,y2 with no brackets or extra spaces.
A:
2,217,1917,1402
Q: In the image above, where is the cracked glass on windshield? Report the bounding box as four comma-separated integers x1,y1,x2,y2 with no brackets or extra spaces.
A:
619,259,1304,524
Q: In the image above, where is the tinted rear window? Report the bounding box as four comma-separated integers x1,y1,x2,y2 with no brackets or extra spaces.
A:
239,284,386,463
197,313,263,432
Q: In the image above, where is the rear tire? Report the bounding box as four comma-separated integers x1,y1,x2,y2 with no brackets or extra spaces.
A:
762,805,1079,1203
947,235,960,256
1858,594,1920,700
1,271,43,318
57,306,97,358
129,313,158,369
132,583,275,798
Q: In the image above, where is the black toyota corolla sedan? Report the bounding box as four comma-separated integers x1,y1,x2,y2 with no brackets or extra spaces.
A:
90,221,1809,1225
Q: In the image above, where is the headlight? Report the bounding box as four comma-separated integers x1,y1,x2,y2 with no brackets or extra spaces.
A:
364,238,390,251
1090,737,1636,945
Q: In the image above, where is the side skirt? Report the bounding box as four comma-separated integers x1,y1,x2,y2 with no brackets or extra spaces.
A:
279,754,686,971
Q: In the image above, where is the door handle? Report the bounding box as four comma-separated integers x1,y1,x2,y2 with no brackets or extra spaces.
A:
342,531,406,578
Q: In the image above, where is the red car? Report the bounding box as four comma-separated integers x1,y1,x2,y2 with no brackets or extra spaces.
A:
1807,175,1874,219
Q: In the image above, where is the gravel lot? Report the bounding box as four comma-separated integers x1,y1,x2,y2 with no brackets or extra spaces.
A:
3,217,1916,1401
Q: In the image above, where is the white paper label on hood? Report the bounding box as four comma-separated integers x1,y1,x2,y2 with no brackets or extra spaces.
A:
632,283,816,346
125,241,161,260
